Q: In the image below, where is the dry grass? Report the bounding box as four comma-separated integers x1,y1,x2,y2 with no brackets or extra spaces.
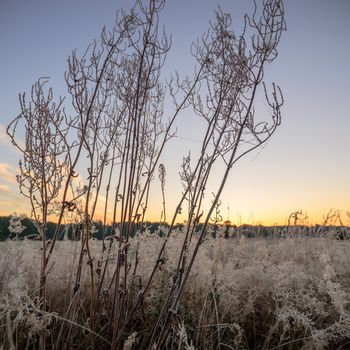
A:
1,230,350,349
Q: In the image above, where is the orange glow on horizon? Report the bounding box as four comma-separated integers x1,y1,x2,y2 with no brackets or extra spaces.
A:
1,206,349,227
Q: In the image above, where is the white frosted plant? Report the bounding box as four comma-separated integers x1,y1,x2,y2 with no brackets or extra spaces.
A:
123,332,138,350
8,214,26,240
319,253,348,316
176,322,195,350
0,293,53,347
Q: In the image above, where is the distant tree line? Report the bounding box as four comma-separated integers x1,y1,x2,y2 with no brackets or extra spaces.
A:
1,216,349,241
0,216,174,241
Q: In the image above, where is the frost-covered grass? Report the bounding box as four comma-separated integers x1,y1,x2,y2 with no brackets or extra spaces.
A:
1,234,350,349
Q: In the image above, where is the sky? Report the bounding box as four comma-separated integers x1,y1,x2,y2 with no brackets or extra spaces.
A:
0,0,349,225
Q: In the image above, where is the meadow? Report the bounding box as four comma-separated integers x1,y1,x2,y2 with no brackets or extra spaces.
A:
4,0,347,348
1,227,350,349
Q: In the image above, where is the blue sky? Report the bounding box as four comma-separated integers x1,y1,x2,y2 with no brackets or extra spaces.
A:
0,0,349,224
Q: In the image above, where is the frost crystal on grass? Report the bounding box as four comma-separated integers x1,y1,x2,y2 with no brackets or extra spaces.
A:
123,332,138,350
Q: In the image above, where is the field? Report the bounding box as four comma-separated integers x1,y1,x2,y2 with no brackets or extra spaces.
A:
0,0,292,348
2,0,349,348
1,229,350,349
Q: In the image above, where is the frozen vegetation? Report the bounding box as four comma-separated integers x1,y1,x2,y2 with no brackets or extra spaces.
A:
1,229,350,349
4,0,338,348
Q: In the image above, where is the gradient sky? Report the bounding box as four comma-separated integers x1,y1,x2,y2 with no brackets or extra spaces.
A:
0,0,349,225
